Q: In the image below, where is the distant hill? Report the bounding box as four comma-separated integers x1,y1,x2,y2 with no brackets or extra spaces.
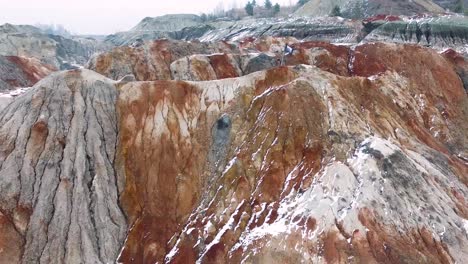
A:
105,14,207,46
131,14,203,31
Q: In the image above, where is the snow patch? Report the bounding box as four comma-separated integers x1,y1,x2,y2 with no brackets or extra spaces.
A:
463,219,468,236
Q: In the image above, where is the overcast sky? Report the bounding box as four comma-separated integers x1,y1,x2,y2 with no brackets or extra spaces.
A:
0,0,295,35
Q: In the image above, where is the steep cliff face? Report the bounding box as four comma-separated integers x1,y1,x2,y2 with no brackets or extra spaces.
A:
0,41,467,264
0,70,126,263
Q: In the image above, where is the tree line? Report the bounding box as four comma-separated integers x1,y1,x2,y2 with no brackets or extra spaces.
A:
200,0,303,21
244,0,281,16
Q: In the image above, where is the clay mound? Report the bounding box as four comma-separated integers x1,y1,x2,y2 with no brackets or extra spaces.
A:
0,69,126,263
117,43,467,263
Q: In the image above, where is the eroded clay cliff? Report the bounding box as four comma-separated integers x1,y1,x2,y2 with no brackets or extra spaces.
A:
116,43,468,263
0,70,126,263
0,41,467,264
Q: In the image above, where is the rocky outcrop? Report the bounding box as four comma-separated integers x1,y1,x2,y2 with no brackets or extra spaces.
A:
0,69,126,263
0,56,56,91
0,24,111,70
0,41,467,264
295,0,445,18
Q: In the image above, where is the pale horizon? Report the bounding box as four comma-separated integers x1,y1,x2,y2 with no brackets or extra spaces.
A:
0,0,296,35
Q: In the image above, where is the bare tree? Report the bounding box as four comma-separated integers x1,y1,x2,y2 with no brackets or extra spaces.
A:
213,1,226,17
